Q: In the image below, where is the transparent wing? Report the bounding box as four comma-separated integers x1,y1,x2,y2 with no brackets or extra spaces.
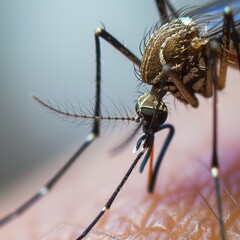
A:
184,0,240,38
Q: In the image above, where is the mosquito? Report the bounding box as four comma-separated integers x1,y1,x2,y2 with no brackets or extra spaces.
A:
0,0,240,239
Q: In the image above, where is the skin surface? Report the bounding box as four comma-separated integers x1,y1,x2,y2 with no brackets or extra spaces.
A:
0,60,239,239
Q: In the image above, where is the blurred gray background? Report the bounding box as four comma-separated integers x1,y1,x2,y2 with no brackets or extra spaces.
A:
0,0,210,211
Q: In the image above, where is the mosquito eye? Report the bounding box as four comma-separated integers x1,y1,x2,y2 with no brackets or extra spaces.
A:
136,93,168,131
140,107,155,117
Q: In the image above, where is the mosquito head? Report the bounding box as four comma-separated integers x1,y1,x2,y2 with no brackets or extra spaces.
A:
135,93,168,133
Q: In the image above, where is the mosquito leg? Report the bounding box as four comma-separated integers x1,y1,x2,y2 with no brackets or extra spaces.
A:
202,39,226,239
162,65,199,107
0,31,107,228
210,8,240,239
155,0,178,22
0,28,140,228
73,28,145,239
95,28,140,67
148,145,154,191
209,23,227,239
0,132,96,227
212,80,226,240
202,38,221,98
138,124,174,192
217,8,232,90
148,124,174,192
76,148,147,240
0,69,101,226
155,0,168,23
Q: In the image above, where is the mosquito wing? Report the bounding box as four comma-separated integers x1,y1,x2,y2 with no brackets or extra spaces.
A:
182,0,240,39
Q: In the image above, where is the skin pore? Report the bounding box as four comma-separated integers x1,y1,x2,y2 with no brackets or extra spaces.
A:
0,60,239,239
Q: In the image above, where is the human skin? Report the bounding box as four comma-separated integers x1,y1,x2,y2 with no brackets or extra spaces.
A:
0,56,239,239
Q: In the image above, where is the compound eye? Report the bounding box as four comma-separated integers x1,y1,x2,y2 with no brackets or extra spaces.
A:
135,93,168,131
140,107,155,118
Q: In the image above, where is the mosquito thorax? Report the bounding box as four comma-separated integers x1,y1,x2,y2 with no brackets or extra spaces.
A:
140,16,209,104
135,93,168,132
140,17,202,85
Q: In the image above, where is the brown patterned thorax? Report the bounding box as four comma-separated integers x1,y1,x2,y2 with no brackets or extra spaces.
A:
140,17,210,104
